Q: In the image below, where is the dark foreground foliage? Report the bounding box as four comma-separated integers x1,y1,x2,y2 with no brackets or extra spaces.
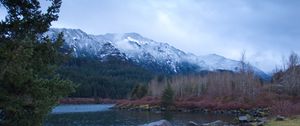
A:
0,0,74,125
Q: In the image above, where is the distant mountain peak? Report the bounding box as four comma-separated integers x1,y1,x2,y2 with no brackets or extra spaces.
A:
47,28,270,79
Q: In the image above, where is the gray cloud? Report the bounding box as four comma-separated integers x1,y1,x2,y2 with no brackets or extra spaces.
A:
1,0,299,72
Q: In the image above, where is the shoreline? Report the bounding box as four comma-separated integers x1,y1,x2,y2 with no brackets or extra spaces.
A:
57,98,300,125
59,97,269,116
59,96,299,117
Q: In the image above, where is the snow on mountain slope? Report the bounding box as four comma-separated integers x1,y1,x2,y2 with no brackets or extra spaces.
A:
93,32,197,73
197,54,268,79
198,54,240,71
46,28,269,78
46,28,122,58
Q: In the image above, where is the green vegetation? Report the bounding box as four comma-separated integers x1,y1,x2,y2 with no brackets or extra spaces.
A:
58,57,153,99
130,84,148,100
0,0,74,125
161,84,174,108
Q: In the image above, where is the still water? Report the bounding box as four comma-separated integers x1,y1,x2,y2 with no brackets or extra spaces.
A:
44,104,234,126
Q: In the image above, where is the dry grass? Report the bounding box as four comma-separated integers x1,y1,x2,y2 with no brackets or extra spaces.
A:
265,116,300,126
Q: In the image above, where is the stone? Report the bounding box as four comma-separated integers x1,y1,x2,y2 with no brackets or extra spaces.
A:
257,111,268,117
155,111,162,114
140,104,150,109
201,120,226,126
141,120,172,126
257,121,265,126
257,117,267,122
256,117,267,125
275,115,285,121
239,115,251,123
242,123,254,126
187,121,199,126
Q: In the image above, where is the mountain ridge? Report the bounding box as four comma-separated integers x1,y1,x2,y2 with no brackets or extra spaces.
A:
46,28,270,79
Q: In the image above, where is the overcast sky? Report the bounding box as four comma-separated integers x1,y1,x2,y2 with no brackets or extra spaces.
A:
1,0,300,73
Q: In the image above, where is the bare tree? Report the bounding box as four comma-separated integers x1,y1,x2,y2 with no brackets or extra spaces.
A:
281,52,300,96
147,72,261,102
288,52,299,69
240,50,247,73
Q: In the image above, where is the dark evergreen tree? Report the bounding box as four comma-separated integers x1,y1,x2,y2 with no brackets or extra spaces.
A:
161,83,174,108
58,57,153,99
130,84,147,99
0,0,74,125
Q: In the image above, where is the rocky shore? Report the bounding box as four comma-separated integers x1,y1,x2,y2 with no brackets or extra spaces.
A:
113,103,269,116
139,115,293,126
114,104,271,126
140,119,245,126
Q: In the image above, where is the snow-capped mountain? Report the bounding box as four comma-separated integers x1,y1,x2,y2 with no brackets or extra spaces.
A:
46,28,269,79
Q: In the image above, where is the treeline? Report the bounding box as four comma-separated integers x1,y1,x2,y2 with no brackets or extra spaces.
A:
144,52,300,115
58,56,154,99
149,52,300,99
58,51,300,103
148,71,262,103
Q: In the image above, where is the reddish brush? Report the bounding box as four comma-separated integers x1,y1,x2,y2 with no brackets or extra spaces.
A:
271,100,300,116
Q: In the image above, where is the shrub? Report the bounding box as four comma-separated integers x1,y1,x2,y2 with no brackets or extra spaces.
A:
161,84,174,108
130,84,147,99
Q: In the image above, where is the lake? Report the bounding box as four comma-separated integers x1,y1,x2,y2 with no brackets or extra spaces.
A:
44,104,234,126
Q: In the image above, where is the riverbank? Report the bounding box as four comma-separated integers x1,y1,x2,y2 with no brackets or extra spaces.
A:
59,96,300,117
115,96,300,115
114,97,269,125
55,98,300,125
141,116,300,126
113,96,300,125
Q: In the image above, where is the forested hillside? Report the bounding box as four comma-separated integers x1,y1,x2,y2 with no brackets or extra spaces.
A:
58,56,154,99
